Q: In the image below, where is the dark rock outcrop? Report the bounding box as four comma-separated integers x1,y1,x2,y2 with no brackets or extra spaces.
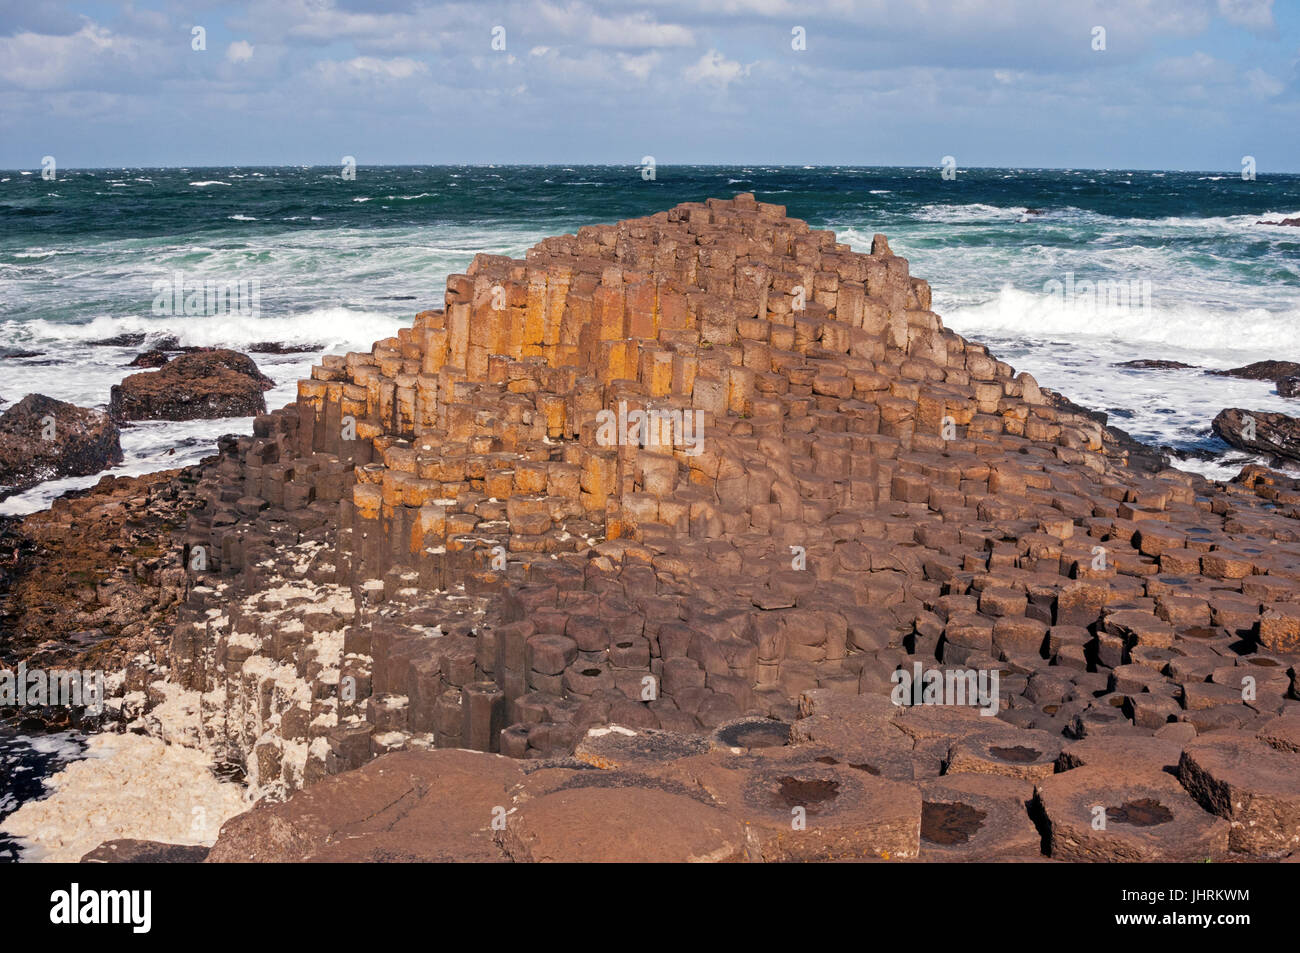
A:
1209,360,1300,381
1278,377,1300,399
127,349,170,368
81,839,209,863
1212,408,1300,462
1040,387,1170,473
247,341,322,354
1115,359,1196,370
109,349,272,422
0,394,123,500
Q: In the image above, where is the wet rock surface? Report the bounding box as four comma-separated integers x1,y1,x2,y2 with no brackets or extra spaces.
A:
127,349,171,368
1115,360,1197,370
1212,407,1300,461
1209,360,1300,381
81,839,209,863
0,394,123,501
0,469,195,674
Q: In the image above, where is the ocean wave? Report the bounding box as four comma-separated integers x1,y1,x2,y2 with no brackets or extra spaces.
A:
915,203,1029,223
942,285,1300,354
11,248,72,259
188,181,231,187
5,306,406,353
227,214,257,221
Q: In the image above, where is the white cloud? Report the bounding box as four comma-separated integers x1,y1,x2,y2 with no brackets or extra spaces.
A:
226,40,255,63
589,12,694,48
1245,66,1283,97
684,50,750,87
537,3,695,48
315,56,430,82
1153,50,1233,84
619,51,662,80
0,24,146,91
1217,0,1274,32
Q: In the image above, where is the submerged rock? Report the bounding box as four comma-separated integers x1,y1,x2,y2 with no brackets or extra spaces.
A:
0,394,122,500
109,349,272,421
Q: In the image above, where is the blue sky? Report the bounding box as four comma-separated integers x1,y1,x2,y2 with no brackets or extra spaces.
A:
1,0,1297,170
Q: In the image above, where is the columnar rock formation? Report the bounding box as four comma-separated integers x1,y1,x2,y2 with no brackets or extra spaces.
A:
131,196,1298,859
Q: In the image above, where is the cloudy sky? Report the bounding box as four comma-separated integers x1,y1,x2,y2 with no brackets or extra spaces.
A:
1,0,1296,170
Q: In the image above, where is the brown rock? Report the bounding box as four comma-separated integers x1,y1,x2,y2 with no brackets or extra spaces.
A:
1212,408,1300,462
0,394,122,500
207,749,523,862
918,774,1040,860
1178,736,1300,856
1035,764,1229,862
498,780,748,862
110,349,272,421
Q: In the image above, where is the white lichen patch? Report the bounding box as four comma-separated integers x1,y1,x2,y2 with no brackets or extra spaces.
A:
587,725,638,738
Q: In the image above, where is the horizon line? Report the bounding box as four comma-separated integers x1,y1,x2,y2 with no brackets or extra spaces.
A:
2,163,1294,176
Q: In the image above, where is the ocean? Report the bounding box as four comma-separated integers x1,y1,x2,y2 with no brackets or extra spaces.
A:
3,164,1300,516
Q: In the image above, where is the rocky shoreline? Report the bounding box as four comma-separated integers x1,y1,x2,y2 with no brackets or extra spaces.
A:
3,195,1299,862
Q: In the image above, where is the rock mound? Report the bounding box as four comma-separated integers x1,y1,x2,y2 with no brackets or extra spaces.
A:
109,349,272,421
0,394,122,500
108,195,1300,861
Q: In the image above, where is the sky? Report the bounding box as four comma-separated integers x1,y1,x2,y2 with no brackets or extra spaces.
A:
1,0,1297,170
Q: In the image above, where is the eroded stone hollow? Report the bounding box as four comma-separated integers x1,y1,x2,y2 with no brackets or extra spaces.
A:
989,745,1041,764
1107,798,1174,827
775,776,840,809
150,193,1300,807
921,801,988,845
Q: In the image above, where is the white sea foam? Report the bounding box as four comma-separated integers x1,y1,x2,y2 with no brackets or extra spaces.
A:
941,286,1300,353
915,203,1026,222
4,306,403,352
1,733,248,862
